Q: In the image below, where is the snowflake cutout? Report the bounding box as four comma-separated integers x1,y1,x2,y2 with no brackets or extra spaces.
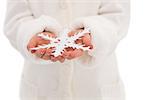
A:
30,28,92,57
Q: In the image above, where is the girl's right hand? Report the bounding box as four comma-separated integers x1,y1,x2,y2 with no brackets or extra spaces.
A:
27,32,58,61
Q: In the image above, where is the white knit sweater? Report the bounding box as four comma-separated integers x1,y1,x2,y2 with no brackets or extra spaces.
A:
4,0,130,100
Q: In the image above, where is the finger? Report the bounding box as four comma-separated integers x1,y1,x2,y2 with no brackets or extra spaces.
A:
41,48,53,60
50,56,58,62
62,51,69,59
71,49,83,58
68,29,84,37
27,41,36,49
63,51,73,60
67,51,75,60
37,37,50,45
57,56,65,63
27,43,37,53
27,37,37,51
68,31,75,37
75,39,83,44
59,57,65,63
35,49,46,58
45,48,53,56
89,45,94,49
63,48,75,60
82,33,92,46
42,55,51,60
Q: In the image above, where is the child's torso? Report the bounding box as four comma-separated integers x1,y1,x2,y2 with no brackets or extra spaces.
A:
28,0,101,26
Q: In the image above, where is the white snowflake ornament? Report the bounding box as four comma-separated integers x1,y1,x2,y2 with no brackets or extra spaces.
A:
30,28,92,57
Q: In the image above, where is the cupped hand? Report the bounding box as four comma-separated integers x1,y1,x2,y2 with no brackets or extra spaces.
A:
64,29,93,60
27,29,93,63
27,32,65,62
68,29,93,48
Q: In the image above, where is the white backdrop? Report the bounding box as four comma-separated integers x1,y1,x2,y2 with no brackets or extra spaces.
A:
0,0,150,100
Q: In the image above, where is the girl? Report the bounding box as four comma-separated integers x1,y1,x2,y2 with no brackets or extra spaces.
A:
4,0,130,100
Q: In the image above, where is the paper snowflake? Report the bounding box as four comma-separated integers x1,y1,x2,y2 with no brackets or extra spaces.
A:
30,28,92,57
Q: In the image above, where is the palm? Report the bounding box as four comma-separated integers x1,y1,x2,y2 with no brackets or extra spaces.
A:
27,29,93,63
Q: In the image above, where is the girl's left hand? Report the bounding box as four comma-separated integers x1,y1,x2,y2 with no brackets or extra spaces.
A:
63,29,93,60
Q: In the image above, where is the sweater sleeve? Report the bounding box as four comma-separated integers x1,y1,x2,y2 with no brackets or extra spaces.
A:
4,0,62,64
70,0,130,60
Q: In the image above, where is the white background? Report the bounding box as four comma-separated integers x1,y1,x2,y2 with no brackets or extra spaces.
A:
0,0,150,100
